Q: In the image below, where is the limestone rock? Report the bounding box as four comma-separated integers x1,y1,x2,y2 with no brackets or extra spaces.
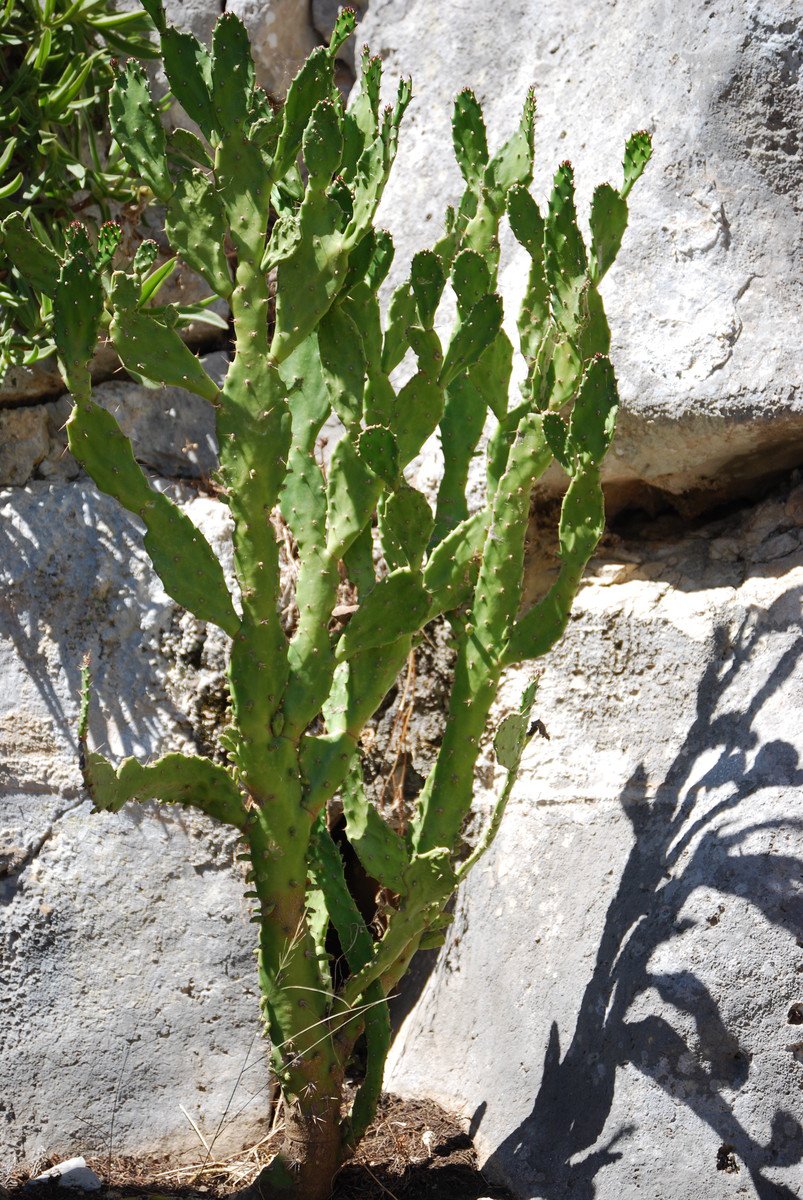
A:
0,481,269,1171
359,0,803,510
228,0,319,96
386,480,803,1199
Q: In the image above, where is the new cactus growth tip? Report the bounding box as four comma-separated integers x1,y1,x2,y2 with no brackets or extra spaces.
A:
3,6,651,1196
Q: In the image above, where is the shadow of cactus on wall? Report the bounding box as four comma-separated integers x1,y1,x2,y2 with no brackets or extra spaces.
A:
485,594,803,1199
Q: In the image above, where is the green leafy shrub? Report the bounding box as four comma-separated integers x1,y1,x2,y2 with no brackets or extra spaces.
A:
3,3,651,1196
0,0,157,377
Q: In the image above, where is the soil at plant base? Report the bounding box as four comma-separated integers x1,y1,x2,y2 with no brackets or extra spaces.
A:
6,1095,513,1200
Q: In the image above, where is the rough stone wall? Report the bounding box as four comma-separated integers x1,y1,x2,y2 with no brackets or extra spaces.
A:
1,0,802,1193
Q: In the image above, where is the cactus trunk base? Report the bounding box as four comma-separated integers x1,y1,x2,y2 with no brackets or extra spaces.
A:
247,1097,344,1200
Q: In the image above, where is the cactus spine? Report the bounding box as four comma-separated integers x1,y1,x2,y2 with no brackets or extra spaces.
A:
2,5,651,1196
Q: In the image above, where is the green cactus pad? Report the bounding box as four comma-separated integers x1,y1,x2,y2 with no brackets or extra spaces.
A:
274,48,334,181
379,485,434,571
341,760,410,895
567,354,619,467
160,26,216,140
452,89,489,191
439,292,503,387
1,214,61,296
358,425,399,486
451,248,491,317
109,62,172,201
109,281,219,402
309,816,374,972
484,87,536,202
85,750,248,829
423,509,485,615
167,128,213,170
211,12,255,133
166,169,232,298
543,411,572,472
335,568,430,661
622,129,653,198
589,182,629,282
326,436,382,559
318,305,365,430
410,249,446,329
67,401,239,635
303,100,343,183
53,252,104,375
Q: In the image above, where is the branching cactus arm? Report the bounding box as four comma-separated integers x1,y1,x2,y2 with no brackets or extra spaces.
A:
4,3,652,1192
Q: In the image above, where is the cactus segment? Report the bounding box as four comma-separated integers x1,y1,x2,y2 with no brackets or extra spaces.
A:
139,0,166,32
308,812,392,1147
211,12,255,134
432,374,486,540
502,484,602,665
452,88,489,191
309,816,374,972
109,278,220,402
379,485,434,571
456,677,540,880
357,424,398,486
507,184,549,364
495,677,541,770
303,99,343,184
472,412,551,654
167,128,213,170
622,129,653,198
165,169,232,298
341,759,410,895
438,292,503,388
502,375,612,667
391,327,444,467
271,132,348,360
328,7,358,56
451,248,491,317
53,252,104,374
346,977,391,1147
97,222,122,269
304,883,332,990
423,509,485,616
318,305,365,430
326,436,382,558
544,162,588,331
109,62,172,201
1,214,60,295
132,239,159,277
343,526,376,597
381,280,415,374
84,750,248,828
484,87,536,203
543,411,571,471
410,249,446,329
342,49,382,178
273,48,333,181
589,182,628,282
68,401,239,633
159,26,216,141
567,353,619,468
335,568,430,662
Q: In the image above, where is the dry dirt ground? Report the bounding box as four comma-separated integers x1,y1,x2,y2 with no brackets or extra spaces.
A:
6,1095,512,1200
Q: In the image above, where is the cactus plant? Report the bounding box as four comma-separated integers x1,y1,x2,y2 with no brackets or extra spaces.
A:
4,5,651,1197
